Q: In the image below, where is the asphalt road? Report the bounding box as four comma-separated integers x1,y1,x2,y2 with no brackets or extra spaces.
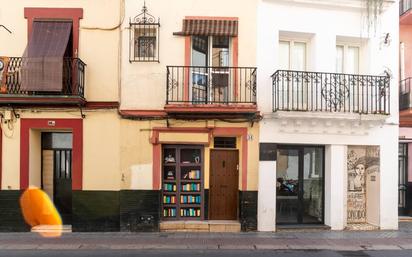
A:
1,250,412,257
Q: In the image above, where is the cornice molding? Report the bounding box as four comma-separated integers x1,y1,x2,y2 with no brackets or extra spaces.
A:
265,0,395,10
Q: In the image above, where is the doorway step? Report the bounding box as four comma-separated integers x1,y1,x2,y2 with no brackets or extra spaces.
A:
399,216,412,222
276,224,330,232
31,225,72,233
345,223,379,230
160,220,240,232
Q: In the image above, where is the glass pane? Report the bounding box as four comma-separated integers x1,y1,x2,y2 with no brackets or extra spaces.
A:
336,45,344,73
211,36,229,103
347,46,359,74
276,149,299,224
302,147,323,223
292,42,306,71
278,41,290,70
212,36,229,67
192,36,208,66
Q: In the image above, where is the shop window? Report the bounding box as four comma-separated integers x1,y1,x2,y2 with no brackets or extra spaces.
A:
129,3,160,62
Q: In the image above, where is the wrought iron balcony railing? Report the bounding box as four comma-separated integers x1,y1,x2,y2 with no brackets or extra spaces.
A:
166,66,256,105
400,0,412,16
1,57,85,99
400,77,412,111
272,70,390,114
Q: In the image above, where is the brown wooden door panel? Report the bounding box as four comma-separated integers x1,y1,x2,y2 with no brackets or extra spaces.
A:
210,150,239,220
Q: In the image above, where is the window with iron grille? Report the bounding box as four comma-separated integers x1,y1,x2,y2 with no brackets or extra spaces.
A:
129,3,160,62
213,137,237,149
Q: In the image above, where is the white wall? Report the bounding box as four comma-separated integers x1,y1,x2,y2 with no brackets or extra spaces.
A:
257,0,399,231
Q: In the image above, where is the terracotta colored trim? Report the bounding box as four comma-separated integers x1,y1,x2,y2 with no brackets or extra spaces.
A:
213,127,248,191
85,101,119,109
184,36,191,101
152,139,161,190
184,16,239,21
24,8,83,57
152,127,211,134
20,118,83,190
0,125,2,190
120,109,167,118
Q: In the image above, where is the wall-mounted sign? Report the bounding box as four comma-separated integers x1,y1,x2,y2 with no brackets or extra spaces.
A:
47,120,56,127
259,143,277,161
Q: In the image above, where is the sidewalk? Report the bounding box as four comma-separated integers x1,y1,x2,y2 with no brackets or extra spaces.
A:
1,222,412,251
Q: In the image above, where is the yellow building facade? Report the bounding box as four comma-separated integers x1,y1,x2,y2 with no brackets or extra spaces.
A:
0,0,260,232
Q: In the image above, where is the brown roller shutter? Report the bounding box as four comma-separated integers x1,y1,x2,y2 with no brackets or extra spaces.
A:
21,21,72,92
173,19,238,36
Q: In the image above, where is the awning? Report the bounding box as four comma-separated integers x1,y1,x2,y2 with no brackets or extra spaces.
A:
21,21,72,92
173,19,238,37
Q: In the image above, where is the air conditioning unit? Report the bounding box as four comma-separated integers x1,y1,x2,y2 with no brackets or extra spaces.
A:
0,56,10,93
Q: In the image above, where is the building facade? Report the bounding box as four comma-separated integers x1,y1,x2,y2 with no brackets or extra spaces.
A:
118,0,259,232
0,0,400,232
257,0,399,231
0,1,123,231
399,0,412,217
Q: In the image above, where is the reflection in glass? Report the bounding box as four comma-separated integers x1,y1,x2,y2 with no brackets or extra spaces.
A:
276,147,324,225
276,149,299,224
302,147,323,223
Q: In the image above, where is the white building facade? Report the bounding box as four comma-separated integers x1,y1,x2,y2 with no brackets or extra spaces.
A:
257,0,399,231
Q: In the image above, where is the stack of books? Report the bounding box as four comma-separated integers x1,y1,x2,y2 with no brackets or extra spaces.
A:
181,183,200,191
181,208,201,217
163,195,176,204
180,195,201,204
163,183,177,192
163,208,176,217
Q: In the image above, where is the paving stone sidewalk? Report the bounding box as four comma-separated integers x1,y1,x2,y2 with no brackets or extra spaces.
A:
1,222,412,251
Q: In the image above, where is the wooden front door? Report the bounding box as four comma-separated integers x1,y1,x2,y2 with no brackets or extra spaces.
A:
209,150,239,220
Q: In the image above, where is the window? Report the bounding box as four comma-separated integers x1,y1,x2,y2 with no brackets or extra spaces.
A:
279,40,306,71
336,44,360,74
129,3,160,62
135,33,156,59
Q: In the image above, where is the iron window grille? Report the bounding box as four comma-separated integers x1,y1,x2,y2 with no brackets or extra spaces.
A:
129,2,160,62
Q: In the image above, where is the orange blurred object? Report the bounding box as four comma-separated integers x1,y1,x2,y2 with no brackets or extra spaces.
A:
20,187,62,237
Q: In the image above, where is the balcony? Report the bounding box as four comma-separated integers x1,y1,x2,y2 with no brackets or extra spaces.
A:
400,0,412,24
165,66,257,117
272,70,390,115
0,57,86,105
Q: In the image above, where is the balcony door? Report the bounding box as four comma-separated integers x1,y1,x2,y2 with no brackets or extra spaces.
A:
191,35,230,103
278,40,307,110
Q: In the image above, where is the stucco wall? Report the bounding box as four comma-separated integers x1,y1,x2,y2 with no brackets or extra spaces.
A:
400,25,412,79
0,109,121,191
119,119,259,191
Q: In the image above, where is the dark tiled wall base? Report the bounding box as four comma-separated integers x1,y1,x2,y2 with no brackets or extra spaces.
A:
0,190,29,232
406,182,412,216
120,190,160,232
239,190,258,232
72,191,120,232
204,189,209,220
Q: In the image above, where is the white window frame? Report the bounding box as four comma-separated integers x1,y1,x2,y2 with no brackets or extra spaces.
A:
278,39,308,71
336,43,360,74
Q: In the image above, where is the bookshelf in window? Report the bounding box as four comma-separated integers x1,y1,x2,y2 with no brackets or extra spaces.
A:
161,145,204,220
